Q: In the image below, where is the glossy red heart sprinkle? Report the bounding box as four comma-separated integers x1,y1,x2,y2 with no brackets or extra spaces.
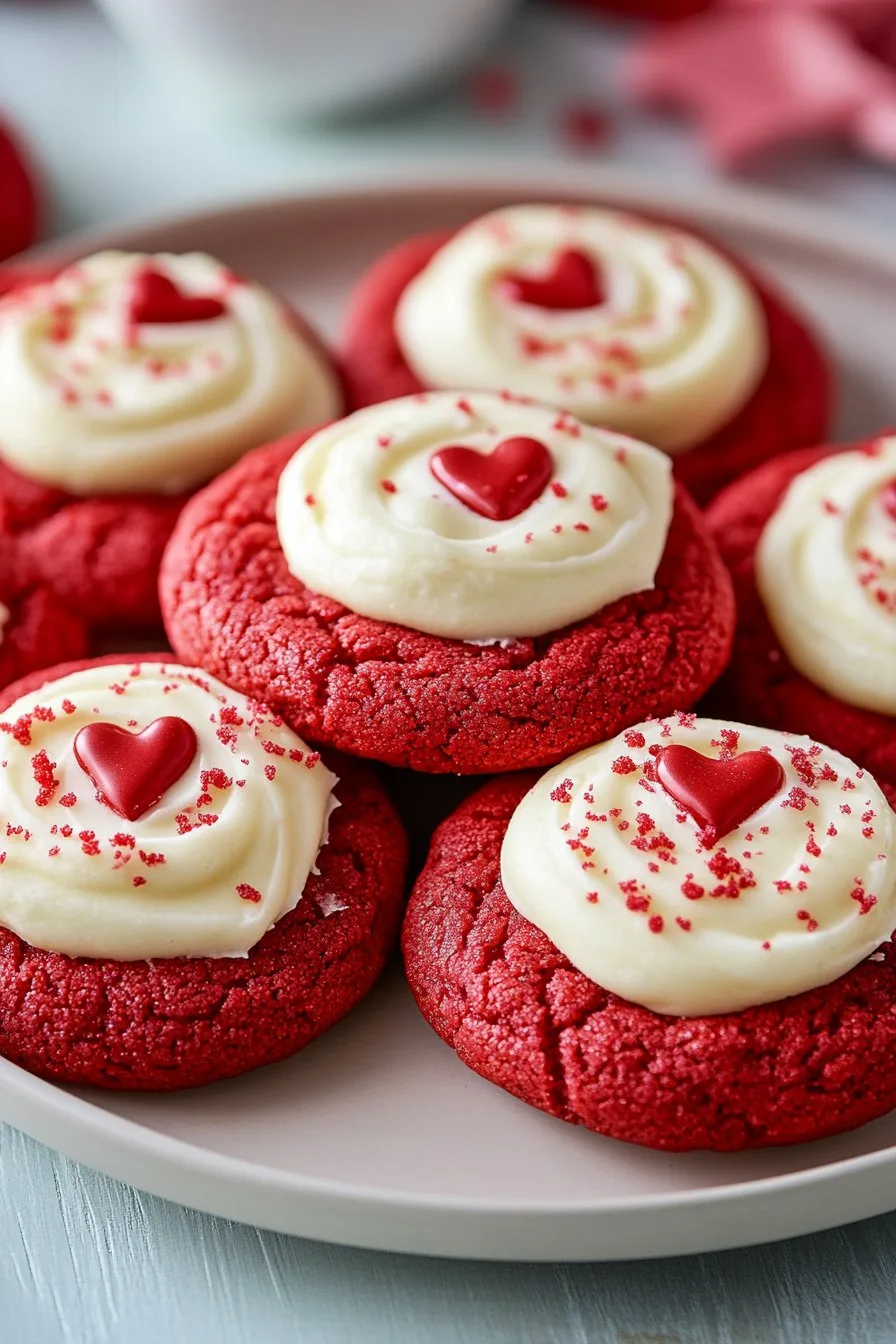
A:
430,436,554,521
74,717,198,821
500,248,605,310
128,267,227,325
657,744,785,846
882,479,896,522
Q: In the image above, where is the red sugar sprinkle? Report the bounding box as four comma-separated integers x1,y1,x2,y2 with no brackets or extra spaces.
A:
61,700,76,715
762,941,771,951
112,833,136,848
550,777,574,804
680,878,705,900
381,479,397,493
455,397,474,417
236,883,262,903
485,544,498,554
304,493,315,506
586,892,600,904
851,884,877,915
264,764,277,781
31,750,59,807
675,916,692,932
624,730,646,749
550,482,568,498
261,741,285,758
611,756,637,775
289,749,305,764
626,893,650,913
200,768,233,790
590,494,609,512
78,830,100,857
647,914,665,934
138,850,166,867
219,706,244,726
133,876,147,888
58,793,76,808
48,847,60,858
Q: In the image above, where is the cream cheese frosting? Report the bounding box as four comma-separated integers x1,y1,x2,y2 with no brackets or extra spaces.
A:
500,716,896,1016
756,437,896,715
276,391,674,641
0,662,337,960
394,204,768,454
0,251,342,495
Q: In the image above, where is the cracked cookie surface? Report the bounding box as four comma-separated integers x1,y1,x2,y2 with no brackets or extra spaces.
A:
160,434,735,774
402,775,896,1151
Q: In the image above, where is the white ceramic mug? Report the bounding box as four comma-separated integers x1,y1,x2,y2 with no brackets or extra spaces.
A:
93,0,520,120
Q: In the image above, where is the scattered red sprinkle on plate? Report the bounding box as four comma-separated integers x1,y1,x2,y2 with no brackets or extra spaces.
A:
559,102,614,153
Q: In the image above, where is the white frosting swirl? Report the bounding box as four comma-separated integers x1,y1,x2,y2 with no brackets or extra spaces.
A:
276,392,673,640
0,251,342,495
0,662,337,960
757,438,896,715
501,717,896,1016
394,205,768,454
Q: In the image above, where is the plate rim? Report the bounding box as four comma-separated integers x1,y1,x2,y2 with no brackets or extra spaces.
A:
9,160,896,1257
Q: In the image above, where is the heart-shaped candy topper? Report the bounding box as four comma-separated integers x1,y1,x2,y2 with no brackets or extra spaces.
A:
500,248,605,311
74,717,198,822
882,479,896,523
430,436,554,521
128,267,227,325
657,744,785,846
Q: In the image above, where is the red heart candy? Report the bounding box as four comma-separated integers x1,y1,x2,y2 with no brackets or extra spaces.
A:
128,267,227,325
882,479,896,522
430,436,554,521
657,744,785,846
74,717,198,822
500,248,605,310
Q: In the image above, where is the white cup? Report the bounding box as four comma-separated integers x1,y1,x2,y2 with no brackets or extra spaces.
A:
93,0,520,121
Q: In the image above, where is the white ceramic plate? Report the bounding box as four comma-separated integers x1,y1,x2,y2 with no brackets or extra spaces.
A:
4,165,896,1262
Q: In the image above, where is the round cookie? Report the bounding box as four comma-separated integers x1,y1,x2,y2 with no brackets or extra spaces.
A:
0,534,88,691
0,120,39,261
403,717,896,1151
0,656,407,1090
706,437,896,806
0,251,343,632
341,206,830,503
160,392,735,774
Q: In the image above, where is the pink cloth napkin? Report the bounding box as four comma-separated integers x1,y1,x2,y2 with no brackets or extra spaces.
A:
625,0,896,166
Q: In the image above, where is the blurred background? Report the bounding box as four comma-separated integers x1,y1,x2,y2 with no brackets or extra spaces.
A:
3,0,896,246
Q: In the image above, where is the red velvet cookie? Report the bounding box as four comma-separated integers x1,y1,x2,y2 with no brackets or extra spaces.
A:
160,392,735,774
403,719,896,1151
0,251,342,634
342,206,830,503
0,655,407,1090
0,533,88,690
0,120,39,261
706,438,896,806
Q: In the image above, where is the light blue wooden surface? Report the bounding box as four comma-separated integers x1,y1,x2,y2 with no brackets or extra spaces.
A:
5,1123,896,1344
5,3,896,1340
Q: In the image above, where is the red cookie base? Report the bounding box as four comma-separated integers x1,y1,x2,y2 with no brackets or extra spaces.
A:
340,225,831,504
0,533,89,692
706,441,896,807
0,268,344,634
0,121,39,261
160,433,735,774
403,776,896,1152
0,656,408,1091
